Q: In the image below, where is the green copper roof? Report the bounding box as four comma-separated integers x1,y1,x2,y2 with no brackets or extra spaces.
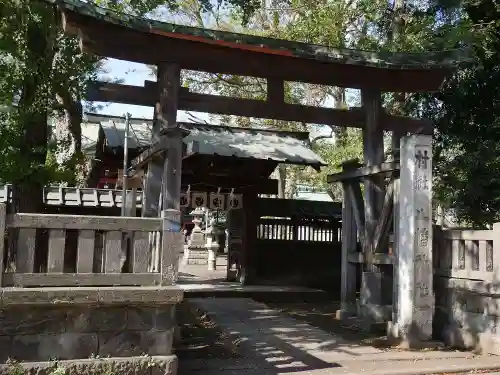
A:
83,113,326,168
52,0,470,70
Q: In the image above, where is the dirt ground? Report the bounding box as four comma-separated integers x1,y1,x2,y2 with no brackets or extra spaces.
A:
263,301,468,352
175,300,497,374
175,301,243,360
264,301,382,343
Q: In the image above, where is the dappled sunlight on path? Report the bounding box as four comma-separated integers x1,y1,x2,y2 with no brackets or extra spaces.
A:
178,298,500,375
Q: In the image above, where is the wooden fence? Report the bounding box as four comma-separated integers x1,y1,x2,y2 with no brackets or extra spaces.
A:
257,218,340,242
0,205,181,288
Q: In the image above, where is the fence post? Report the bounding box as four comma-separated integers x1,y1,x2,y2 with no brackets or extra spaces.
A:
493,223,500,281
161,209,182,285
0,204,6,287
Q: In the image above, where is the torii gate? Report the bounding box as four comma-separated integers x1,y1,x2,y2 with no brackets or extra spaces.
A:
56,0,465,345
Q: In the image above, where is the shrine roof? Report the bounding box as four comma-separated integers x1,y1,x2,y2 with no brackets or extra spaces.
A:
52,0,469,92
83,113,326,168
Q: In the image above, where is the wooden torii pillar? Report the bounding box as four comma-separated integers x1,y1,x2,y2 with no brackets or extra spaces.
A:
330,93,434,345
140,63,185,280
330,90,402,327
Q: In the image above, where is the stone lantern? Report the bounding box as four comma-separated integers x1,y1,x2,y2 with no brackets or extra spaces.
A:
182,207,208,265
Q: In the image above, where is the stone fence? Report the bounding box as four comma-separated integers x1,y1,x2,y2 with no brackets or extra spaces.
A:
434,224,500,354
0,204,183,375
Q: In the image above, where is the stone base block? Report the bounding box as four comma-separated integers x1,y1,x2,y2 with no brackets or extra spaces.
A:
356,301,391,322
335,308,355,321
0,288,182,363
360,271,383,320
183,248,208,265
0,355,178,375
338,315,387,335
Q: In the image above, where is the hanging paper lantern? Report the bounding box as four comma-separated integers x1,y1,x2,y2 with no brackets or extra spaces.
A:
228,194,243,210
209,192,225,210
191,192,207,208
180,192,190,208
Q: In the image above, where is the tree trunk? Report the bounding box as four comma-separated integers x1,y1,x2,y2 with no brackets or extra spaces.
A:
14,8,55,213
285,166,299,199
54,88,85,185
277,164,286,198
333,87,347,140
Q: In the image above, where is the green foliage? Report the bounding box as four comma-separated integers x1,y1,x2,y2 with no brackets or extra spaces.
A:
3,0,497,221
403,0,500,227
0,0,266,192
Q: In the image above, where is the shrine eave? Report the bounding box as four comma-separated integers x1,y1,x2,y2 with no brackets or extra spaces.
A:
53,0,470,92
83,113,327,170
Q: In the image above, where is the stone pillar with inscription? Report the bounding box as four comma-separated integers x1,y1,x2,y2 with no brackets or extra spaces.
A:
390,135,433,345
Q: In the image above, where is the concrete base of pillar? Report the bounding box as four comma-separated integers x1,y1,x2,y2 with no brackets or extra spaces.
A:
182,246,208,265
387,321,443,349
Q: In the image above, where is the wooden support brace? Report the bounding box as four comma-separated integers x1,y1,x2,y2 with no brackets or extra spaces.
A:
373,175,395,254
327,162,399,183
345,181,366,248
267,78,284,103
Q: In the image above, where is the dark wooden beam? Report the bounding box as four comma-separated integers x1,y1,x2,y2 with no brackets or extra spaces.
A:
373,176,395,254
182,175,278,195
62,9,449,92
362,89,384,270
327,162,400,183
345,182,365,247
267,78,284,103
86,82,432,134
158,63,182,212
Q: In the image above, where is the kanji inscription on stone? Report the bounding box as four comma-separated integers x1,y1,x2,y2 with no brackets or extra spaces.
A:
415,149,430,169
416,207,430,221
396,135,433,342
414,175,430,191
418,227,430,248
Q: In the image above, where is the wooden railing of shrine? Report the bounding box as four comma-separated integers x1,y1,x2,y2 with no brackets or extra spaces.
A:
0,204,180,288
0,184,143,208
257,218,340,242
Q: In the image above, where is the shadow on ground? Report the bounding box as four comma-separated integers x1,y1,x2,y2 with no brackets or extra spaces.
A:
175,302,240,360
175,300,343,374
263,301,469,352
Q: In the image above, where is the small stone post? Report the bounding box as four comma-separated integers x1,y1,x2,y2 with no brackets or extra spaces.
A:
205,219,220,271
391,134,433,346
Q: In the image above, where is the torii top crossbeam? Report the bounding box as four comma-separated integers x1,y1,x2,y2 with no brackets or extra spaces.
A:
54,0,467,93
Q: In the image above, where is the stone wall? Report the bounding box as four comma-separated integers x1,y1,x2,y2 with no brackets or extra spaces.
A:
0,304,175,362
435,277,500,354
